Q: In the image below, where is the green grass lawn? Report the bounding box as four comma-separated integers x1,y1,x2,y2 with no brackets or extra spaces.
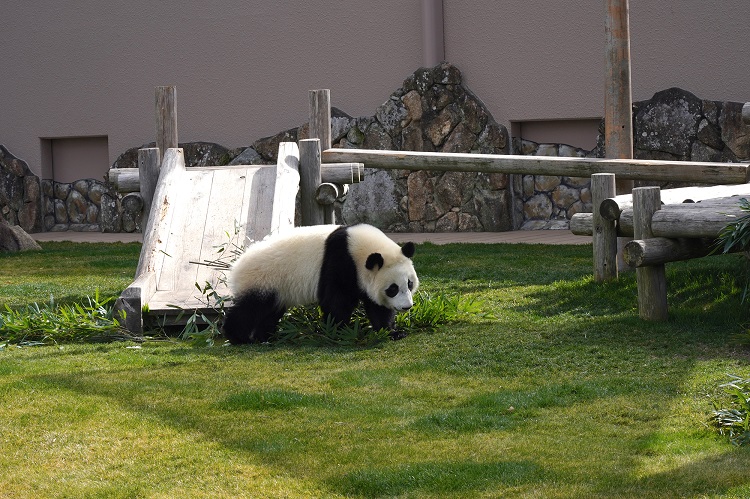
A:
1,241,749,497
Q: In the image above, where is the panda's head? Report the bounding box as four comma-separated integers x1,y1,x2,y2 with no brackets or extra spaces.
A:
364,241,419,311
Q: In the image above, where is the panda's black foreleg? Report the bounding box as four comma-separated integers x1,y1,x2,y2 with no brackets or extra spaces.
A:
223,291,285,344
319,294,359,328
362,298,403,340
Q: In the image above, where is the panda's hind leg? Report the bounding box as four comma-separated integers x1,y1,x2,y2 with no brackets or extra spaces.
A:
223,290,285,344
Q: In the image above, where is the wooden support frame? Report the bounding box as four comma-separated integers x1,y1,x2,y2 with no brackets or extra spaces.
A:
632,186,668,321
138,147,160,231
592,173,618,281
299,138,325,226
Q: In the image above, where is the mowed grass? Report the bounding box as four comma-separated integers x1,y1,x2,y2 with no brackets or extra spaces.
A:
1,241,750,497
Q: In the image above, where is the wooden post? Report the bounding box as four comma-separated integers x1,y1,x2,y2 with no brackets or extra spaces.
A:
138,147,160,231
592,173,618,281
309,89,331,151
156,86,178,165
605,0,633,193
299,138,325,226
632,186,668,321
308,90,333,223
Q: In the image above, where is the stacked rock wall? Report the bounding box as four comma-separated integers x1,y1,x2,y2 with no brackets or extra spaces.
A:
3,65,749,234
0,145,42,233
250,63,513,232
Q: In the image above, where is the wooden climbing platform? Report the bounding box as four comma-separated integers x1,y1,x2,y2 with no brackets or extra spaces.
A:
116,143,300,333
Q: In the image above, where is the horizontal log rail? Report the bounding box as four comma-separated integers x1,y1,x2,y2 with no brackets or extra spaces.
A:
571,202,745,238
322,148,750,184
107,162,363,194
599,184,750,221
622,237,730,268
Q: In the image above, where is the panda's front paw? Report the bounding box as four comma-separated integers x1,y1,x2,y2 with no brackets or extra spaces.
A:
389,330,408,341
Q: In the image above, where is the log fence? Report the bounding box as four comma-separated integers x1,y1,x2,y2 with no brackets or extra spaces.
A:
308,88,750,321
118,83,750,327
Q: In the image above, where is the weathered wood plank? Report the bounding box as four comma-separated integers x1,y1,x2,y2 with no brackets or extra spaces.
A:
138,147,160,229
193,167,255,288
269,142,300,237
322,148,750,184
156,168,214,292
136,147,186,277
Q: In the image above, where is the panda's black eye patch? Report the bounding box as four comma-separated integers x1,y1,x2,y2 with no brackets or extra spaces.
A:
408,280,414,291
385,283,399,298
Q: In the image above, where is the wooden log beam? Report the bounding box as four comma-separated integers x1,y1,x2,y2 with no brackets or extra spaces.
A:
322,148,750,184
743,102,750,125
633,186,668,321
650,205,746,238
570,211,634,237
600,184,750,221
571,202,743,239
320,162,364,184
108,168,140,193
623,237,718,267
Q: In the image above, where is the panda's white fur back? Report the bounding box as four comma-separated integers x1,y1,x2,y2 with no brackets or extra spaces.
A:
228,225,336,307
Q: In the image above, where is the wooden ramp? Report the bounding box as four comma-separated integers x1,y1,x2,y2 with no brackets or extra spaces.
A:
116,143,300,333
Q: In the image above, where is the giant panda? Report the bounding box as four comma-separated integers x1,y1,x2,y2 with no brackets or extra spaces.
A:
223,223,419,344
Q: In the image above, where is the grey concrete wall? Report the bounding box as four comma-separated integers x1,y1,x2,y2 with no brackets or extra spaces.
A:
3,1,749,178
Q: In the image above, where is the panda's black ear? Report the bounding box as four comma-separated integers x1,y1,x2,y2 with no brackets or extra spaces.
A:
401,242,415,259
365,252,384,270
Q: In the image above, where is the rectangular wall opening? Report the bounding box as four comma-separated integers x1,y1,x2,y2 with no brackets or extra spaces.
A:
40,136,109,183
512,119,601,151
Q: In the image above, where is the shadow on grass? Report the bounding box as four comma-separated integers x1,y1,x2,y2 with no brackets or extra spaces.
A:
328,460,547,497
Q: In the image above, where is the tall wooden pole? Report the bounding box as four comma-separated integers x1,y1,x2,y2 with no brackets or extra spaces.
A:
308,89,333,223
309,89,331,151
156,86,178,165
604,0,633,190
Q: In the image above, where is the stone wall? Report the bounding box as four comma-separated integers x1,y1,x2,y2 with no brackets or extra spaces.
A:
250,63,513,232
0,145,42,232
4,65,749,234
513,141,593,230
